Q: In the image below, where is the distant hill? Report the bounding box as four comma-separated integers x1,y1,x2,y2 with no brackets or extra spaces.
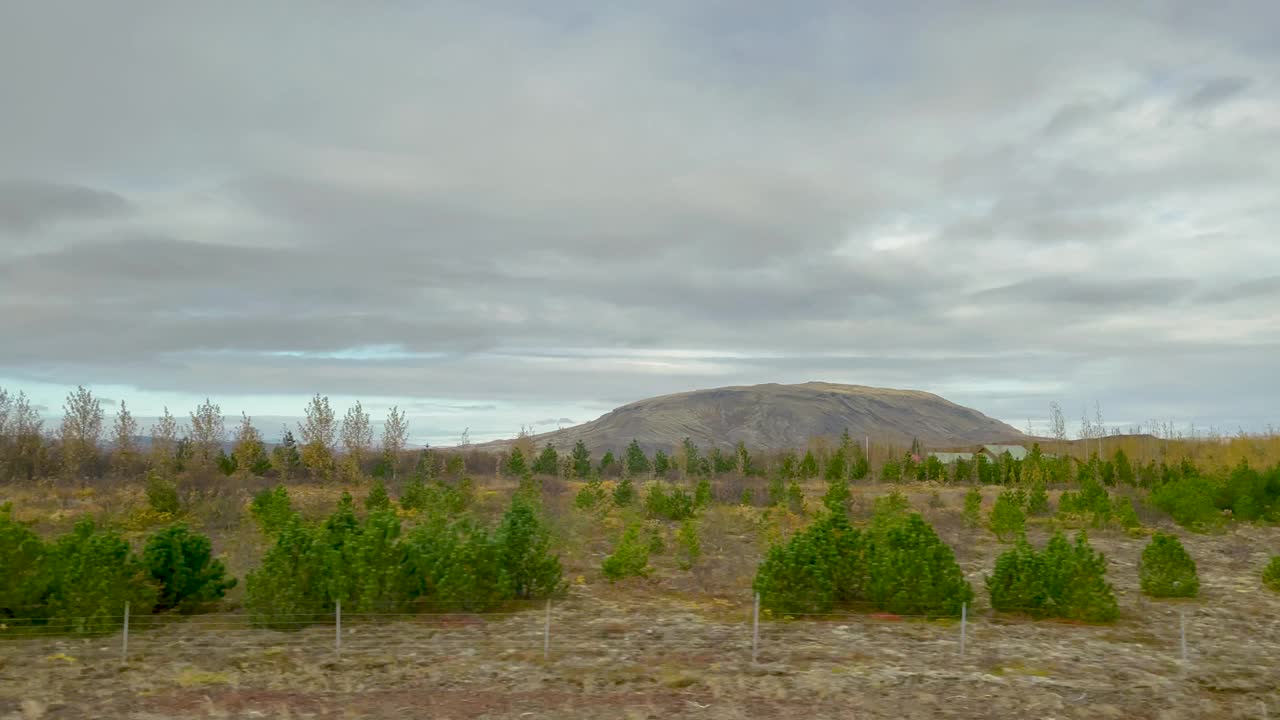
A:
474,382,1024,453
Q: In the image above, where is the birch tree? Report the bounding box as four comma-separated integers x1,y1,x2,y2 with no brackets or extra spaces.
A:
232,413,270,477
112,400,139,476
189,398,226,470
60,385,104,478
340,400,373,475
150,407,181,472
298,394,337,479
381,405,409,479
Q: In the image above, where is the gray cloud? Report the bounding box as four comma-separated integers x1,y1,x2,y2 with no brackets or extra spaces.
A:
0,1,1278,437
0,180,130,231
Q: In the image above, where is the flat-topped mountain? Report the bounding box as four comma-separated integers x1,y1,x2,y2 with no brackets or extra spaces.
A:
475,382,1024,453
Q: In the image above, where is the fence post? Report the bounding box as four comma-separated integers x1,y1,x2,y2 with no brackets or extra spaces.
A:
1179,609,1187,664
121,601,130,664
543,599,551,660
959,602,967,657
752,592,760,663
335,600,342,660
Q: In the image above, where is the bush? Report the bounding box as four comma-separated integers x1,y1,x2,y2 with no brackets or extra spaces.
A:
963,488,982,527
494,496,564,599
786,480,805,513
575,479,607,511
0,506,46,620
44,520,159,633
1263,556,1280,593
1151,475,1220,530
822,477,851,514
1112,495,1141,530
986,532,1118,622
250,485,294,534
145,472,181,515
863,513,973,616
1026,482,1049,516
143,525,237,612
602,525,651,581
753,510,970,617
1139,532,1198,598
676,518,701,571
695,478,713,508
989,490,1026,542
365,480,391,512
645,483,696,521
612,476,635,507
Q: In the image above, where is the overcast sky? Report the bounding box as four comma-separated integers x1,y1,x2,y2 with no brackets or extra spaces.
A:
2,2,1278,446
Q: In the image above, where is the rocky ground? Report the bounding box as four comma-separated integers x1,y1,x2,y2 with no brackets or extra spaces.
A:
2,483,1279,718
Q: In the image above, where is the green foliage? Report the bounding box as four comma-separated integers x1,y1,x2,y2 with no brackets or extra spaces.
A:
399,477,474,517
0,506,46,619
986,532,1118,622
962,487,982,527
1139,532,1199,598
495,495,565,599
644,482,696,521
216,449,237,476
532,444,559,476
786,480,805,513
145,472,181,515
575,479,607,511
570,440,592,478
989,490,1026,542
364,479,391,512
676,518,701,571
400,477,431,512
653,449,671,476
1026,482,1050,516
250,485,294,534
880,458,902,483
44,520,159,634
612,476,635,506
798,450,818,479
767,474,786,507
599,451,617,475
505,447,529,477
822,476,851,514
1058,477,1113,526
1151,475,1220,529
624,439,650,476
778,452,797,480
871,489,911,523
740,487,754,505
602,525,651,581
1263,556,1280,593
824,450,847,482
754,510,971,617
1112,495,1141,530
143,525,236,611
694,478,712,508
863,514,973,616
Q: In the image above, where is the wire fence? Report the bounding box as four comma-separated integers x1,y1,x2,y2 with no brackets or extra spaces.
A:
0,595,1237,672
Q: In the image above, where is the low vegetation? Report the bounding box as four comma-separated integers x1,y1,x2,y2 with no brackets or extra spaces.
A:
986,532,1119,622
1138,532,1199,598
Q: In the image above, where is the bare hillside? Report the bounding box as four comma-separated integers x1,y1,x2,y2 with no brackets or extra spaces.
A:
477,382,1023,453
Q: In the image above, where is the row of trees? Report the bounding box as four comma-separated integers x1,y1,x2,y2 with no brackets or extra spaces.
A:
0,387,412,483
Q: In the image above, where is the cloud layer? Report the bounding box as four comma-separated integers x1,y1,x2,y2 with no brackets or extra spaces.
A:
2,2,1278,443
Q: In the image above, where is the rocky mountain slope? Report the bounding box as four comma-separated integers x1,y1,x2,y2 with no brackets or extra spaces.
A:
476,382,1023,453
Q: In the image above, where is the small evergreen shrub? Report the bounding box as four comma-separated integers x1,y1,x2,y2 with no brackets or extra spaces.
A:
44,520,159,634
494,495,564,599
1112,495,1141,530
602,525,651,581
822,477,851,513
1264,556,1280,593
676,518,701,570
753,510,970,617
963,488,982,527
0,506,47,620
767,475,786,507
695,478,713,508
986,532,1119,622
989,490,1026,542
364,480,391,512
145,472,181,515
250,485,294,534
786,480,805,513
575,479,607,510
143,525,237,612
612,476,635,506
1151,476,1220,529
645,483,696,521
1026,482,1049,516
1139,532,1198,598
